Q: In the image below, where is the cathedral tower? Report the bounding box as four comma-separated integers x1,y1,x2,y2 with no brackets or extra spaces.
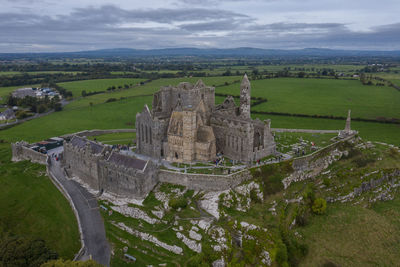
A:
240,74,251,118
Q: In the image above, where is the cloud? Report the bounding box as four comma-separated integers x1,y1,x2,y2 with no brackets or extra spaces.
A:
0,5,399,52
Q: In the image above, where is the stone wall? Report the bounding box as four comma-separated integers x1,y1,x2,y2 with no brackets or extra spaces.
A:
291,135,354,171
61,129,136,139
98,160,158,199
283,134,356,189
11,142,47,164
158,169,252,191
63,141,105,190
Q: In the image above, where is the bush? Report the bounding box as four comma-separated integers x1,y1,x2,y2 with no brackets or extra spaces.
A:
53,103,62,112
37,104,47,113
105,98,117,103
296,205,310,227
312,198,327,215
250,188,262,204
169,197,187,210
322,177,331,187
353,155,375,167
15,110,31,119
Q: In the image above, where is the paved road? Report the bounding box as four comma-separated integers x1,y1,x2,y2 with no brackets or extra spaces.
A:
48,152,110,266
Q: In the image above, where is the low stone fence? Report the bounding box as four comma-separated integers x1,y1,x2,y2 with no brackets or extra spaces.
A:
291,134,356,171
272,128,339,134
61,129,136,139
11,142,47,164
158,169,252,191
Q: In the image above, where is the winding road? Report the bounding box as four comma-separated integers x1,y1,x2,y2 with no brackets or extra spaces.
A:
47,148,110,266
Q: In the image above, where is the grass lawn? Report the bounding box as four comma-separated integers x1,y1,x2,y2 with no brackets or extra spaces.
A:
0,143,80,259
216,78,400,120
87,132,136,145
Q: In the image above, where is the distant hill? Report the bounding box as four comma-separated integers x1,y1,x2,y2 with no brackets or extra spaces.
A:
1,47,400,59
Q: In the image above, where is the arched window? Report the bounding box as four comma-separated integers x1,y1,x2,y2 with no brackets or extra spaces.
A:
145,125,148,143
149,127,152,144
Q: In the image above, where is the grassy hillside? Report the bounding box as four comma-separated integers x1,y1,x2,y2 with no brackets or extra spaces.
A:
0,143,80,259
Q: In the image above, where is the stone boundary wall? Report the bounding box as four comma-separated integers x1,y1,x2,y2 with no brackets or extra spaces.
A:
272,128,339,134
11,142,47,164
61,129,136,139
292,134,355,171
158,169,252,191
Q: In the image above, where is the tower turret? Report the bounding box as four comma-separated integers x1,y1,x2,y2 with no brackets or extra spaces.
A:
240,74,251,118
345,109,351,132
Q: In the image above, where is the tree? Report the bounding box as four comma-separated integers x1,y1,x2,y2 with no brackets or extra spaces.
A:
38,104,47,113
41,259,102,267
0,234,58,267
54,103,62,112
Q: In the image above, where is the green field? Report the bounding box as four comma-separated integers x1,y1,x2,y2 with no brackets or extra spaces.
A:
58,78,146,97
217,78,400,120
0,143,80,259
62,76,242,110
0,84,39,103
1,77,399,147
259,114,400,146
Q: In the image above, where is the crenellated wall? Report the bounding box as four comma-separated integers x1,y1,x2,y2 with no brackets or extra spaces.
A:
11,142,47,164
98,159,158,199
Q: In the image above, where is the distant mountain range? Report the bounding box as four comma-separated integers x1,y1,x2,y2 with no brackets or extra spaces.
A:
1,47,400,58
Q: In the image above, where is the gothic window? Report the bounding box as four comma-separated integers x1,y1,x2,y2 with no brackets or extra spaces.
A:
175,152,179,159
145,125,148,143
141,124,144,142
149,127,152,144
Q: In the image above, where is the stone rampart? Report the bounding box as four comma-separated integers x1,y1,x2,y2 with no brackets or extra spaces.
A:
291,134,355,171
283,134,356,189
11,142,47,164
158,169,252,191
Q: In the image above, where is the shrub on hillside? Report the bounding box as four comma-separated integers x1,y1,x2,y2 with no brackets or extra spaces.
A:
312,198,327,215
105,98,117,103
169,197,187,210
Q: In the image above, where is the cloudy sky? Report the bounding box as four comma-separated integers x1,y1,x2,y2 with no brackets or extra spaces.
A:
1,0,400,52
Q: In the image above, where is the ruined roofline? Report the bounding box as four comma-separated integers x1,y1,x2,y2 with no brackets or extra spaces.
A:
69,135,107,155
159,80,214,91
105,151,149,172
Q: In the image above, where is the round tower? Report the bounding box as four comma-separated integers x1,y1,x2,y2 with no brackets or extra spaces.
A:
240,74,251,118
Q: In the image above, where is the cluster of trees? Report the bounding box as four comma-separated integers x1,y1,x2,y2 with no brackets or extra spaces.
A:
7,95,62,114
0,232,58,267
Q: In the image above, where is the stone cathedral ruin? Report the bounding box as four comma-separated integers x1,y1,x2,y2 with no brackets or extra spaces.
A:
59,75,277,198
135,74,276,163
11,74,358,200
